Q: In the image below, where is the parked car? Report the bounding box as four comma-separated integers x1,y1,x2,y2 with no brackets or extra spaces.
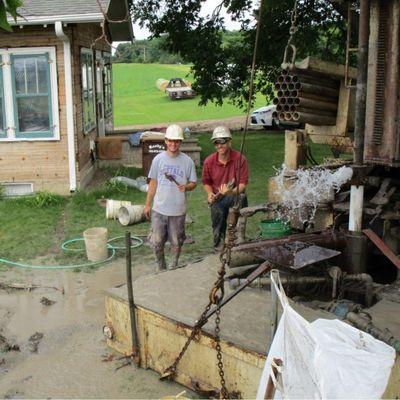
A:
250,104,302,130
165,78,196,100
250,104,278,129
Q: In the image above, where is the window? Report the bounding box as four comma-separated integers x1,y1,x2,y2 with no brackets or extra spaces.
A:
0,47,59,141
103,53,112,116
0,55,5,138
81,49,96,133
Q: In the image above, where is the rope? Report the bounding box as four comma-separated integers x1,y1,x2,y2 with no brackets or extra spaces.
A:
235,0,265,203
0,235,143,270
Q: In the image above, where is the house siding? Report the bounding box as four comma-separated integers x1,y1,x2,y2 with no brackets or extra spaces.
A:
71,24,109,188
0,24,110,194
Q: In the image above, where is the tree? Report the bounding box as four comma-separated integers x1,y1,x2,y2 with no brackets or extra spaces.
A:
131,0,358,107
114,37,187,64
0,0,22,31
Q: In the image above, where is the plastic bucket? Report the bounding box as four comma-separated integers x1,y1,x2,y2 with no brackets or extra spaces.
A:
83,227,108,261
260,219,291,239
106,199,132,220
118,205,146,226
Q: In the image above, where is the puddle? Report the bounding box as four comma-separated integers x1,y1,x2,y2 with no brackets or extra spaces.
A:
0,258,193,398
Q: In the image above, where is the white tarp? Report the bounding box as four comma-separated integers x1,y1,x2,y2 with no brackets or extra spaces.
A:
256,273,396,400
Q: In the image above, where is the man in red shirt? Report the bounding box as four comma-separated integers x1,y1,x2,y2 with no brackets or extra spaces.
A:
202,126,249,251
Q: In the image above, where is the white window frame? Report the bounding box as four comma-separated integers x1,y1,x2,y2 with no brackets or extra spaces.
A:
81,48,96,134
103,51,113,117
0,47,60,142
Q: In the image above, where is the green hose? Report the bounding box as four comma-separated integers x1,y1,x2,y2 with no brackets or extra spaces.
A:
0,235,143,270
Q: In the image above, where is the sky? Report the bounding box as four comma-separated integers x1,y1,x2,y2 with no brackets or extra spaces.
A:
132,0,255,40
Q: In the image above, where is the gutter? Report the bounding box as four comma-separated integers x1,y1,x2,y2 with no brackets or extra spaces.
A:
9,13,103,26
55,21,77,192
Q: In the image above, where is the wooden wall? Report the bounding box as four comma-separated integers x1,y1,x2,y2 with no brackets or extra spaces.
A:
0,26,70,194
0,24,110,194
71,24,109,186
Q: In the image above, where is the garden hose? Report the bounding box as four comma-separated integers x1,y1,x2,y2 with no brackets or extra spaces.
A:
0,235,143,270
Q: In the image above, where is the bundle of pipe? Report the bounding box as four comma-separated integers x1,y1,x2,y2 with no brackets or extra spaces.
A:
272,69,340,126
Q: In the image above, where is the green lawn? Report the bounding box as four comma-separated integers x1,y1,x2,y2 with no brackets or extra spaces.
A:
0,132,331,269
113,63,266,126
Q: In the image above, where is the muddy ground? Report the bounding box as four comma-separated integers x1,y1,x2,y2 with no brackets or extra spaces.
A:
0,256,198,399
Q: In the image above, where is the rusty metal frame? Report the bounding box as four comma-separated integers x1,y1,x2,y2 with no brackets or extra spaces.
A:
363,228,400,269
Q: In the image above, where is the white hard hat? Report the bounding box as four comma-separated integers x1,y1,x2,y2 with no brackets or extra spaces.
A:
165,124,184,140
211,126,232,141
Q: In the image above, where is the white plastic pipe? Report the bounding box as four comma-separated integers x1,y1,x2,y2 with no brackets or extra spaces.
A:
349,185,364,232
55,21,77,192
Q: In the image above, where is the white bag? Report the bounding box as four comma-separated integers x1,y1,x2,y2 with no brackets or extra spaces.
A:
256,273,396,400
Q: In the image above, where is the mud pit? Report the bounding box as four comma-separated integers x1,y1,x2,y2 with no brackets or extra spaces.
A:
0,258,195,399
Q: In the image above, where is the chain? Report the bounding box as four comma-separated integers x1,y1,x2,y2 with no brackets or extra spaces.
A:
161,300,213,380
161,0,267,393
215,307,229,399
282,0,299,67
288,0,299,46
162,213,236,398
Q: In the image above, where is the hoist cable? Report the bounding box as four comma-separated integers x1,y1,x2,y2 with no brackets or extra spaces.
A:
235,0,265,203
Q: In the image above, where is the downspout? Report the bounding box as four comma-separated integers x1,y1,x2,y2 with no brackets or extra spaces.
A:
347,0,370,273
55,21,77,192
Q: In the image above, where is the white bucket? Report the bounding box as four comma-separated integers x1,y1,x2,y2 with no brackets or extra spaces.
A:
83,227,108,262
118,205,146,226
106,199,132,220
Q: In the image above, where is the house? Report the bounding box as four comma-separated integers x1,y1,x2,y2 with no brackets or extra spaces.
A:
0,0,133,195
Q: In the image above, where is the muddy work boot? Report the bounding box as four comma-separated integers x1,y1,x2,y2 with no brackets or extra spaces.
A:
155,249,166,272
168,247,181,270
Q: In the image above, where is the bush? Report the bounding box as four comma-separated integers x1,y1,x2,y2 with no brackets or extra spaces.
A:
28,191,65,208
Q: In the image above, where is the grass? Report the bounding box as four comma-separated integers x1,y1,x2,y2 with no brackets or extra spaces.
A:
0,132,332,268
113,63,266,126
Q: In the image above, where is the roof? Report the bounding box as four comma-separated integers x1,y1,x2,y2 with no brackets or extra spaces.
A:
8,0,133,41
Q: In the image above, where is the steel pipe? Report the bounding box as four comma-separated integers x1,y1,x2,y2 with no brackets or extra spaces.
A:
292,111,336,125
278,112,286,120
229,275,328,290
284,112,293,120
354,0,370,165
273,97,280,105
297,82,339,98
295,107,337,117
296,97,338,111
297,92,339,104
286,97,294,105
296,73,339,89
